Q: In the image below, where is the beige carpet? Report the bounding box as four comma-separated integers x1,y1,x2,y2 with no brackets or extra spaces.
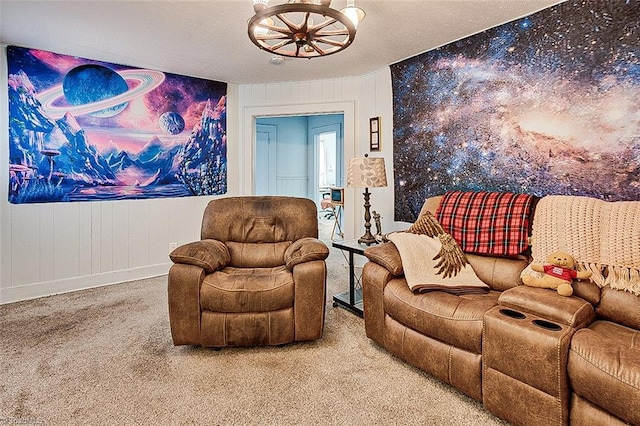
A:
0,219,506,425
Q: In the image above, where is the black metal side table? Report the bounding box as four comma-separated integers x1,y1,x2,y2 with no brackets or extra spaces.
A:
332,239,370,317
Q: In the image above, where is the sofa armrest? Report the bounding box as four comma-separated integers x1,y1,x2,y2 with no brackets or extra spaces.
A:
362,261,396,344
285,237,329,270
364,242,404,276
499,286,596,328
293,260,327,341
168,263,206,345
169,239,230,273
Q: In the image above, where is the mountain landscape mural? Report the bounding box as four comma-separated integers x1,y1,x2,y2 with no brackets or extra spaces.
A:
7,46,227,204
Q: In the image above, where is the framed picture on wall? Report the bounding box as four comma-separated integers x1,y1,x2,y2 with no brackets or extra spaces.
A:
370,117,380,151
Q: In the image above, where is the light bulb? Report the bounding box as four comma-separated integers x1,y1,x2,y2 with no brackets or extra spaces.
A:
253,17,274,37
253,0,268,12
340,1,365,28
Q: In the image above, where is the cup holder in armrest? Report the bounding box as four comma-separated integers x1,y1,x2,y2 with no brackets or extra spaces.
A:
499,308,526,320
532,319,562,331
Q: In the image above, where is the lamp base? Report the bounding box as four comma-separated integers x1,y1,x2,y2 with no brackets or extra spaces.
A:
358,187,378,246
358,232,378,246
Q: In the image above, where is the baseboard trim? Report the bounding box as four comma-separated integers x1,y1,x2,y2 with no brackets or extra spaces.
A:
0,262,171,304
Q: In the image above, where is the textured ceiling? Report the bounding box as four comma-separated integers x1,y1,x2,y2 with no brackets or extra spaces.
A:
1,0,562,84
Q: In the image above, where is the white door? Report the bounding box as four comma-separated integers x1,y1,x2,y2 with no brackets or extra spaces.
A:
255,124,277,195
311,121,343,206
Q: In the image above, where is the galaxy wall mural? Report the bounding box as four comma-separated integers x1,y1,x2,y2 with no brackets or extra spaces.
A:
391,0,639,222
7,46,227,204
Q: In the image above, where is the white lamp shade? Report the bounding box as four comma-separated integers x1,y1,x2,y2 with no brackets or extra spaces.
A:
347,156,387,188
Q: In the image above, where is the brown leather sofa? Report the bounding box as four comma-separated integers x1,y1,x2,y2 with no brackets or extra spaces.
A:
362,195,640,425
168,196,329,348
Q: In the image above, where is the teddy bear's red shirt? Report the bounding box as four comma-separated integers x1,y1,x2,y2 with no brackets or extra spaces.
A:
543,265,578,282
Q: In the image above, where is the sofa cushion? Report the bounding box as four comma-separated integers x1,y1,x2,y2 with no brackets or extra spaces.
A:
200,308,294,347
200,266,294,313
597,286,640,330
570,394,630,426
201,196,319,243
571,279,601,306
435,190,535,256
568,321,640,426
383,278,500,354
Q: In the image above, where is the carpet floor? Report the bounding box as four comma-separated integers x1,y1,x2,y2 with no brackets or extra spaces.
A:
0,219,506,425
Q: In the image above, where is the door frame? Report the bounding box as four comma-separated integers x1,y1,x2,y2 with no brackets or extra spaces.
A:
242,101,357,240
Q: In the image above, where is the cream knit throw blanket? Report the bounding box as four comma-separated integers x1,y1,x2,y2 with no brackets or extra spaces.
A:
526,195,640,295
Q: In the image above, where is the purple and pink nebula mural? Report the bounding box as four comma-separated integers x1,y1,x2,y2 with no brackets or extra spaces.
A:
391,0,639,221
7,46,227,203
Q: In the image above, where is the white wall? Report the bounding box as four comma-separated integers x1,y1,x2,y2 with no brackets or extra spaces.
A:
1,49,400,304
238,69,401,244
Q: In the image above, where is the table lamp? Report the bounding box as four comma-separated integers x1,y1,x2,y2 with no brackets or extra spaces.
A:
347,154,387,245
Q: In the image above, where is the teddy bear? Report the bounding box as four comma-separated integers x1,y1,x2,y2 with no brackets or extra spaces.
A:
521,250,592,296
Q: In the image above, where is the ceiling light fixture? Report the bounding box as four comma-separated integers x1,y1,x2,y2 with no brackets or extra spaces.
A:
248,0,365,59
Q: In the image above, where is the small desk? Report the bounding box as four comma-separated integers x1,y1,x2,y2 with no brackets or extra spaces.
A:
332,239,370,317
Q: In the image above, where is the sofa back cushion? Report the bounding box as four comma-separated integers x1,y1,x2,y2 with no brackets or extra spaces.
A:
226,241,291,268
201,196,318,243
572,280,602,307
597,286,640,330
419,195,443,218
467,254,529,291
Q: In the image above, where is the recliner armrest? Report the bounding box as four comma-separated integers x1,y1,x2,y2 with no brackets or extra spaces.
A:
285,237,329,270
169,239,230,273
364,242,404,276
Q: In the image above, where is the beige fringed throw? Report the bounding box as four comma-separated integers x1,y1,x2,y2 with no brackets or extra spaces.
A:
527,196,604,285
600,200,640,294
526,195,640,295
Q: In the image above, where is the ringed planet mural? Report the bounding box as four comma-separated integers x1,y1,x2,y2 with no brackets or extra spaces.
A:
7,45,227,204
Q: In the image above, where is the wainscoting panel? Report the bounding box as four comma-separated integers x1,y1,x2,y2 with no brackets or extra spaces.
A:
54,203,81,281
10,204,41,285
38,203,55,283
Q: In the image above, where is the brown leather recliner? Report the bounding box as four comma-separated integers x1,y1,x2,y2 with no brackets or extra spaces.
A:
168,196,329,347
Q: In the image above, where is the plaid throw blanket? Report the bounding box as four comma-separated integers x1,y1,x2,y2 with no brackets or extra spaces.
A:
435,191,535,256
